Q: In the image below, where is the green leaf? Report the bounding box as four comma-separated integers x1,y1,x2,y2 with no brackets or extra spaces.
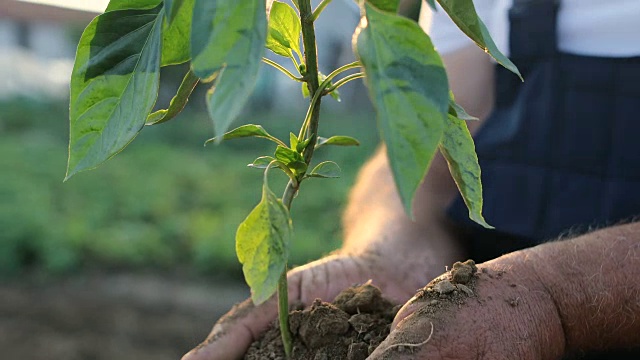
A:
366,0,400,13
236,178,291,305
266,1,302,59
274,145,304,165
355,3,449,215
296,138,311,153
191,0,267,136
436,0,521,79
330,88,341,102
66,5,163,179
248,156,276,169
146,69,199,126
440,115,492,228
308,161,341,178
301,83,310,98
106,0,160,11
315,135,360,148
205,124,284,146
289,132,299,150
162,0,194,66
288,161,308,175
426,0,437,10
448,92,478,121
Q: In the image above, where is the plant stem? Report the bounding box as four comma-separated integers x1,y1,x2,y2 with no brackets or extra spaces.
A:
312,0,333,21
278,179,297,359
277,269,293,359
262,57,304,82
272,2,323,358
298,0,322,165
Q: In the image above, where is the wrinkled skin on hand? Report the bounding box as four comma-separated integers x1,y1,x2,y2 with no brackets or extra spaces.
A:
181,252,421,360
369,257,567,360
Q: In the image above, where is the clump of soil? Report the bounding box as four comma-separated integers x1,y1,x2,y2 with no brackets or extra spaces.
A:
244,283,398,360
411,259,479,316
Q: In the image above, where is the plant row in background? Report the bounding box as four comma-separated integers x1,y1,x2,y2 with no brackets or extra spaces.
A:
0,101,377,276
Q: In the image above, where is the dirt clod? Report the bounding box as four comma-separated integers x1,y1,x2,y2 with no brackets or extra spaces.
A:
333,283,392,315
347,342,369,360
451,259,477,284
298,300,350,348
244,283,398,360
433,279,455,294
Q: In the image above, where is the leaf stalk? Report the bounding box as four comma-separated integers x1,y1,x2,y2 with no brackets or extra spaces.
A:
324,72,365,93
262,57,305,82
312,0,333,21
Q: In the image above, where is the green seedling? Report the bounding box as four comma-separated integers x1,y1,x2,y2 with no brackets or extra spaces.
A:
65,0,519,357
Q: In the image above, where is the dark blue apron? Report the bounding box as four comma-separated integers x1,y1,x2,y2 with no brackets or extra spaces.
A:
447,1,640,357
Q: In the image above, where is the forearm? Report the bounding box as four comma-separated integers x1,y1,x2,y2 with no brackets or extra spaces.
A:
340,146,466,289
524,222,640,354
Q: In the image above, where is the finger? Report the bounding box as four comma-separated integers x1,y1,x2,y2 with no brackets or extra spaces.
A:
182,268,310,360
181,297,278,360
368,308,437,360
390,300,420,330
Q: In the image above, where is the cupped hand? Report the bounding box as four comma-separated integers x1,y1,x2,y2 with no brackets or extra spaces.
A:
369,255,567,360
181,252,421,360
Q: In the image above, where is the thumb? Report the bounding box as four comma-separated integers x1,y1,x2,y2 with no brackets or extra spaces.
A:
182,270,307,360
181,297,278,360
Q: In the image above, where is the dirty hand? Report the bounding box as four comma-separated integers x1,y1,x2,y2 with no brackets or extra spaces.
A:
369,256,566,360
181,252,420,360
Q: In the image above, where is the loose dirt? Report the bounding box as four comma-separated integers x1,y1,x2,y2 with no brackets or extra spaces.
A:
244,283,399,360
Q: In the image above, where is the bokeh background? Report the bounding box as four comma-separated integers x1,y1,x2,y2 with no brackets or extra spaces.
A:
0,0,420,359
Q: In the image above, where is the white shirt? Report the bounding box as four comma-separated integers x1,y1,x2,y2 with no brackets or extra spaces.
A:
420,0,640,57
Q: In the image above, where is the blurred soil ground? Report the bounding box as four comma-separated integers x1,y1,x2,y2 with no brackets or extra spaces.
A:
0,273,247,360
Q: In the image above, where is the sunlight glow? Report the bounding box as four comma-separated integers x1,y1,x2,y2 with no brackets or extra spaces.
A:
18,0,109,13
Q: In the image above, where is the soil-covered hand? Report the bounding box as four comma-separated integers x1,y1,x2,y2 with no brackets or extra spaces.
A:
181,252,420,360
369,256,567,360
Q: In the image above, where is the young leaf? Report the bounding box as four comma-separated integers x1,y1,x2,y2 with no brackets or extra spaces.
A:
308,161,341,178
146,69,199,126
435,0,521,79
191,0,267,137
204,124,285,146
66,5,163,179
162,0,194,66
296,138,311,153
236,178,291,305
248,156,276,169
315,136,360,148
288,161,308,175
355,3,449,215
266,1,302,59
440,115,492,228
289,132,299,150
301,83,310,98
274,145,304,165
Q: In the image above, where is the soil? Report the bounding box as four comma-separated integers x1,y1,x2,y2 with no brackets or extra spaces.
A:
245,282,400,360
245,260,481,360
0,272,248,360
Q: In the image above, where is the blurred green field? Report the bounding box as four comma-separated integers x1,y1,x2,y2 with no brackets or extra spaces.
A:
0,97,379,278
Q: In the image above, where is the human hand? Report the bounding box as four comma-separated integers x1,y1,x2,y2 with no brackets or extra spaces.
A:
369,256,567,360
181,252,423,360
